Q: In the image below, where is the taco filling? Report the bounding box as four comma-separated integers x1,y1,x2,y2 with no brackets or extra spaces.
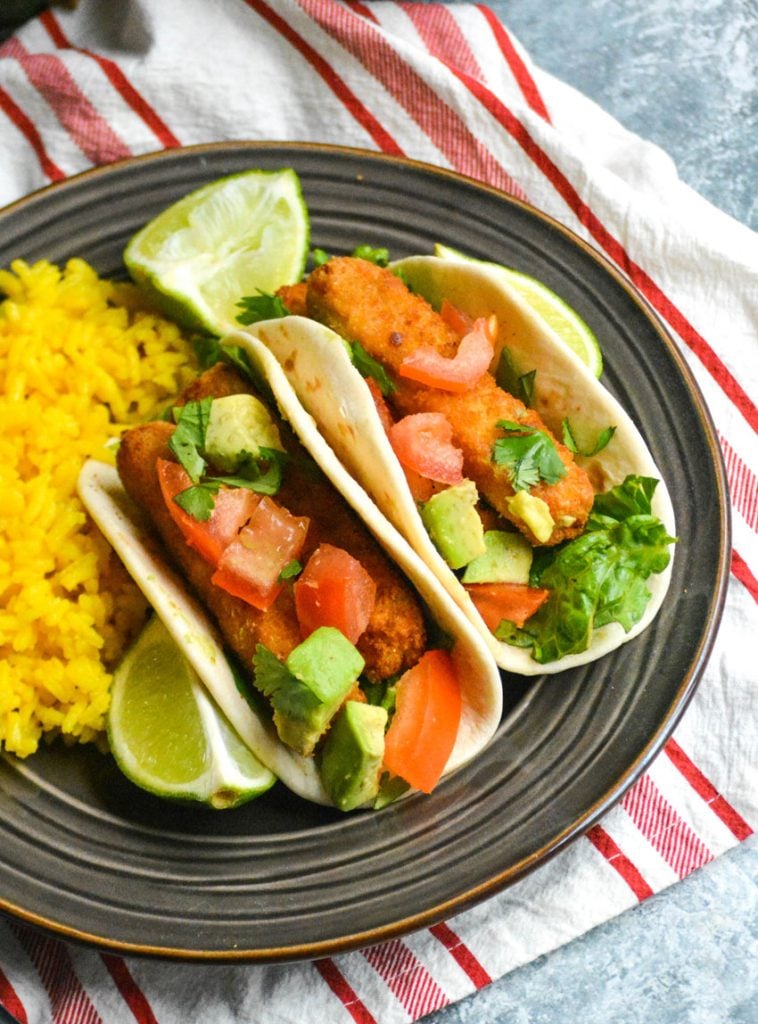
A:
110,361,478,809
251,254,676,670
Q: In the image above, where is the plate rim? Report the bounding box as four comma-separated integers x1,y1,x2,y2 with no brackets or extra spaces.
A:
0,140,732,962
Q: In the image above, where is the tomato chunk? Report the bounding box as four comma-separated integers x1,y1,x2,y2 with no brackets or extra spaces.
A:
157,458,260,565
383,649,462,794
439,298,473,336
388,412,464,487
212,497,309,611
465,582,550,632
294,544,377,643
397,316,496,392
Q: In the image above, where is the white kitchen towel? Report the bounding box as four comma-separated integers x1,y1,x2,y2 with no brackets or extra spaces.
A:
0,2,756,1022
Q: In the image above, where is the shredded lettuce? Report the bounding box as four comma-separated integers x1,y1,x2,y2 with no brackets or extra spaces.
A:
496,475,676,663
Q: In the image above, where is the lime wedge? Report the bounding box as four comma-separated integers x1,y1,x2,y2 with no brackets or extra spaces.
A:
124,169,309,335
433,242,603,377
108,615,276,808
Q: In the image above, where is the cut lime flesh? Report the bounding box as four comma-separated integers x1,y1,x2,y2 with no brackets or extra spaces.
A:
108,615,275,808
433,242,603,377
124,169,309,336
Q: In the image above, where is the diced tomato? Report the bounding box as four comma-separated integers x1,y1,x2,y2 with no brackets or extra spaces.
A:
439,298,473,336
383,649,462,794
156,458,260,565
294,544,377,643
211,496,310,611
388,412,464,487
397,316,496,393
465,582,550,631
364,377,395,434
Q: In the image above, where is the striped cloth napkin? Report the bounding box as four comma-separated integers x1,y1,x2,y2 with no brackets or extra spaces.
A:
1,2,756,1022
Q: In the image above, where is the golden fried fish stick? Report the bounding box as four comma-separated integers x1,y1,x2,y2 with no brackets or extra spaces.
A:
117,367,427,679
306,257,594,546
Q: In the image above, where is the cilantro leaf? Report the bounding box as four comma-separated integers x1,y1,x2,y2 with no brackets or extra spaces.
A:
311,247,330,267
350,341,397,396
279,559,302,581
252,644,321,721
495,475,676,663
235,291,290,326
172,482,218,521
192,334,222,369
491,419,566,492
351,244,389,266
562,418,616,457
168,397,213,482
205,447,288,496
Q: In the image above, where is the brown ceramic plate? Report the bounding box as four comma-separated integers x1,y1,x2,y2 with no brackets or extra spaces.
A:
0,143,729,961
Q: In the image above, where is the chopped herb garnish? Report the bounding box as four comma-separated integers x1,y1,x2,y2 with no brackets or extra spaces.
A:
235,291,290,325
492,419,566,492
351,244,389,266
207,446,289,496
562,418,616,457
350,340,396,396
279,559,303,581
173,482,217,521
311,247,330,267
168,397,213,482
252,644,321,720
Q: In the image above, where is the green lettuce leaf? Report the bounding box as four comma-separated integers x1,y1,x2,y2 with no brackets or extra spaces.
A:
496,475,676,663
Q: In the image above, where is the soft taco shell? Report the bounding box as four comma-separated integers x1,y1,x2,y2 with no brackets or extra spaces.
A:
78,329,503,807
237,255,676,676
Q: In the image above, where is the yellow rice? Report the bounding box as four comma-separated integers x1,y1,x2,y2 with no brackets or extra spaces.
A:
0,258,198,757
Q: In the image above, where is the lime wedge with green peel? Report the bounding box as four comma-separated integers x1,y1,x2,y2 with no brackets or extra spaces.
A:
124,168,309,335
433,242,603,377
108,615,276,808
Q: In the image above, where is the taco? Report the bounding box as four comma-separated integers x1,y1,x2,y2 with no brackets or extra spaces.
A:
234,253,676,676
78,336,503,811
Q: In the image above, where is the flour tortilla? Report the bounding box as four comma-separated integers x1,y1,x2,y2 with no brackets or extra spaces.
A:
78,328,503,807
238,255,675,676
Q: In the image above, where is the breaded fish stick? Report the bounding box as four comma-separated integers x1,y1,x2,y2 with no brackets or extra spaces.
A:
305,257,595,546
117,365,427,680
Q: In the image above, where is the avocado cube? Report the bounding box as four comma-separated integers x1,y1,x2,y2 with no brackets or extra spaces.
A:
204,393,283,473
461,530,533,584
506,490,555,544
320,701,388,811
274,627,365,755
420,480,486,570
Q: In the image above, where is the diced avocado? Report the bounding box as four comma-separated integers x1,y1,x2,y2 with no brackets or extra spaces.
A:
204,393,283,473
507,491,555,544
461,530,533,584
420,480,486,570
320,700,388,811
274,627,365,754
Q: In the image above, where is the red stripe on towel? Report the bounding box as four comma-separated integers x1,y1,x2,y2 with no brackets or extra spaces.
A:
100,956,158,1024
721,435,758,533
731,549,758,604
1,37,131,165
586,825,655,900
363,939,449,1019
399,3,484,79
10,925,102,1024
429,922,492,988
622,774,713,877
299,0,525,197
313,958,378,1024
245,0,404,155
0,965,28,1024
0,85,65,181
39,10,181,150
475,4,551,121
444,62,758,434
665,739,754,840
